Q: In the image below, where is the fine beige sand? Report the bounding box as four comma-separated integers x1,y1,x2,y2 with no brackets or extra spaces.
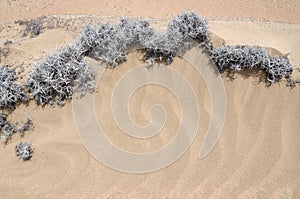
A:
0,1,300,198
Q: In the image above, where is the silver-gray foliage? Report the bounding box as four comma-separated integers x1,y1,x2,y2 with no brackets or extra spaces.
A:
26,11,297,107
15,142,33,160
16,17,45,37
209,45,294,83
77,18,155,67
167,11,208,42
0,66,29,110
76,11,208,66
268,55,293,83
26,45,95,106
0,112,7,129
0,113,33,143
26,17,156,106
143,11,208,65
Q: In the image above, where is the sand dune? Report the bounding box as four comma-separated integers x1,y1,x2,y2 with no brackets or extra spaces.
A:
0,2,300,198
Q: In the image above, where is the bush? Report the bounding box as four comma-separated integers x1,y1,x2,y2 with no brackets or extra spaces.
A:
20,18,44,37
167,11,209,42
0,112,7,129
77,18,155,67
15,142,33,160
26,11,297,107
268,55,293,83
0,112,33,143
209,45,294,83
26,45,95,106
143,11,208,65
0,66,29,110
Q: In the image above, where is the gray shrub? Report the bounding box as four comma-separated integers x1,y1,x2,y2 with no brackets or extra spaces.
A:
0,66,29,110
18,17,45,37
26,45,95,106
1,11,297,161
209,45,294,83
0,112,7,128
78,18,155,67
143,11,208,65
26,11,297,107
15,142,33,160
268,55,293,83
0,112,33,144
167,11,209,42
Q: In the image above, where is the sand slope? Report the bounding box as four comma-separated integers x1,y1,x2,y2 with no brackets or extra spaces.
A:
0,4,300,199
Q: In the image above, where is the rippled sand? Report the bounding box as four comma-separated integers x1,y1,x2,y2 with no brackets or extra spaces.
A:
0,1,300,198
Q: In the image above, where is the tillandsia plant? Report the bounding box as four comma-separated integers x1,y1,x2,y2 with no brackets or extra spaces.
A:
209,45,294,83
0,66,33,143
0,112,33,144
26,45,96,106
75,11,209,66
15,142,33,160
26,16,156,106
88,23,128,66
142,29,191,65
0,112,7,129
1,10,298,162
16,17,45,37
167,11,209,42
268,55,294,83
26,10,298,108
143,11,209,65
0,66,29,110
76,18,155,67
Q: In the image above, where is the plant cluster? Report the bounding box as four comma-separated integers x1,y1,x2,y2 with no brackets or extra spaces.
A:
1,10,299,161
26,45,96,106
0,112,33,144
142,11,209,65
76,11,208,66
20,18,44,37
15,142,33,160
0,66,29,110
26,17,156,106
76,18,155,66
0,66,33,144
209,45,294,83
26,11,297,108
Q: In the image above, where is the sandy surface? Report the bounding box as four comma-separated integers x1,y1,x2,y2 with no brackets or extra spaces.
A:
0,1,300,198
1,0,300,24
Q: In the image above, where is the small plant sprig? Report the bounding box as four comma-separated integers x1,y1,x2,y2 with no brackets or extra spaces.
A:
15,142,33,160
0,112,33,144
15,17,45,37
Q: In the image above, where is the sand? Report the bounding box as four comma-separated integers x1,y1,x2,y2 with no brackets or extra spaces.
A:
0,1,300,198
1,0,300,24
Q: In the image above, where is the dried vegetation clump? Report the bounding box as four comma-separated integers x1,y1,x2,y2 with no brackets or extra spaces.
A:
0,112,33,144
143,11,208,65
15,17,45,37
0,10,299,160
26,45,96,106
0,66,29,110
209,45,294,83
15,142,33,160
75,11,209,66
77,18,155,66
27,10,297,107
